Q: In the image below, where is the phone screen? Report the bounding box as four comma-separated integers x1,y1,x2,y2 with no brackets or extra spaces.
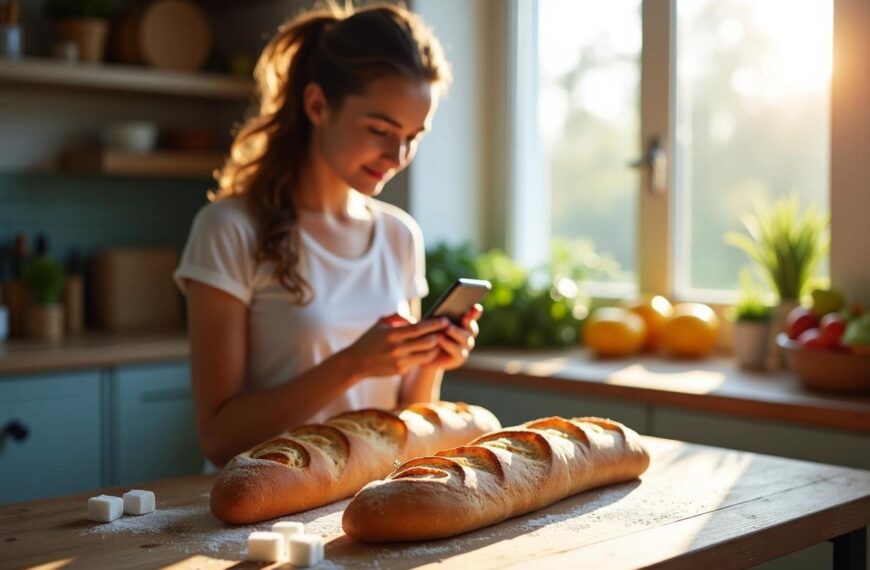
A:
423,278,491,324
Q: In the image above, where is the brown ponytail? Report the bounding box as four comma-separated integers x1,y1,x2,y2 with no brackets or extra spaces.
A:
211,2,451,305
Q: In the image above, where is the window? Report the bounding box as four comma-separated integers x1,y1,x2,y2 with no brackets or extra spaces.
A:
516,0,833,300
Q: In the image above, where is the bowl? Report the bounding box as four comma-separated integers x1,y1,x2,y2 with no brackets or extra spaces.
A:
776,333,870,392
101,121,159,153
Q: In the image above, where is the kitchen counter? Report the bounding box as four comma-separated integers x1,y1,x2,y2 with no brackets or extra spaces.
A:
454,349,870,433
2,334,869,433
0,330,188,375
2,436,868,569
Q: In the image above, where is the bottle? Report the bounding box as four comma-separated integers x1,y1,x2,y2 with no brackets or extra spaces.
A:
0,247,10,342
4,234,29,337
64,250,85,335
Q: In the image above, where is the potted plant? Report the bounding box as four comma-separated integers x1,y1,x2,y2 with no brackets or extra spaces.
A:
22,255,66,341
44,0,112,63
726,197,828,367
729,271,773,370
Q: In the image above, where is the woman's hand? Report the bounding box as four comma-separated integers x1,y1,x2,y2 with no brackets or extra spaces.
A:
424,303,483,371
343,314,451,378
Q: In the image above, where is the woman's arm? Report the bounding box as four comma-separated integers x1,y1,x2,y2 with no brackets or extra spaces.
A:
187,281,447,466
187,280,359,466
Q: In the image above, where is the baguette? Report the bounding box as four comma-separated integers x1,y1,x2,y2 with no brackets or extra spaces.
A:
342,416,650,542
210,401,501,524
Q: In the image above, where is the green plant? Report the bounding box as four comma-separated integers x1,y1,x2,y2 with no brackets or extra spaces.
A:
22,256,66,305
730,269,772,322
44,0,111,19
725,196,828,302
424,242,600,348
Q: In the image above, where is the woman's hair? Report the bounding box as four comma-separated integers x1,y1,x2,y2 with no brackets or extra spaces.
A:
211,2,451,304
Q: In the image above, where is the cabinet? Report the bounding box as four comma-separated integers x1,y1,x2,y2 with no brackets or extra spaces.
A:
0,360,202,504
112,362,202,485
0,370,103,504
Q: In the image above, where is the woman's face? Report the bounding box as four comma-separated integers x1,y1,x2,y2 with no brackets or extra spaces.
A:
310,75,439,196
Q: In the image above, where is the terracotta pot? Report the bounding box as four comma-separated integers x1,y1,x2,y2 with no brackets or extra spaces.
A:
56,18,109,63
26,304,65,342
733,320,770,370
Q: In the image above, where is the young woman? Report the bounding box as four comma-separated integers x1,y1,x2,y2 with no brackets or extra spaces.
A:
174,3,482,467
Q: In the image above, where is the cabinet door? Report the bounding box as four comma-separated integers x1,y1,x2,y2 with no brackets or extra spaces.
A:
113,362,203,485
0,371,102,504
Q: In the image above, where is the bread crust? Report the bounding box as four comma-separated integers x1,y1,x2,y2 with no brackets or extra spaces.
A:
209,402,501,524
342,416,650,542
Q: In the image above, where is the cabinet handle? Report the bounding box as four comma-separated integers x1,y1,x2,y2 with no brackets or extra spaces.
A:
1,420,30,444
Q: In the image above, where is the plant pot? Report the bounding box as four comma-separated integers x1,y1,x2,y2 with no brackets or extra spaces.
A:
25,304,65,342
766,299,799,369
733,320,770,370
55,18,109,63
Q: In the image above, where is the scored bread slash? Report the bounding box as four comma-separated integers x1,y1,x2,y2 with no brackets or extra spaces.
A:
342,416,650,542
209,401,501,524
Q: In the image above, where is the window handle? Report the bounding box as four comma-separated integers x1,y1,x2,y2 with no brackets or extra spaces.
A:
630,136,668,195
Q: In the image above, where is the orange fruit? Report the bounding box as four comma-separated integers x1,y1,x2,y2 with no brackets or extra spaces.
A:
583,307,647,357
621,294,673,349
659,302,720,357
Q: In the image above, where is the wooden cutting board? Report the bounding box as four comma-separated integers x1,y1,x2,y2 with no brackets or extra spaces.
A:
112,0,211,71
92,247,182,332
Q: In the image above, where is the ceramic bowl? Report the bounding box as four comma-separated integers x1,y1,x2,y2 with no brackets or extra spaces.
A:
101,121,159,153
777,333,870,392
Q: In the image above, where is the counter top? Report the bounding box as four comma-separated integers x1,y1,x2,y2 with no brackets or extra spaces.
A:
454,349,870,432
0,330,188,376
2,334,869,432
2,436,868,569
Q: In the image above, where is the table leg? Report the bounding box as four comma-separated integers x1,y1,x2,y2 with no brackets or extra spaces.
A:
831,528,866,570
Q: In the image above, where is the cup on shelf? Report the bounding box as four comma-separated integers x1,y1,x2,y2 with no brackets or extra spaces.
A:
101,121,159,153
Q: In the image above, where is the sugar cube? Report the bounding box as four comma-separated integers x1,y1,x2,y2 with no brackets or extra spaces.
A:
122,489,156,515
288,534,324,567
247,531,286,562
272,521,304,540
87,495,124,522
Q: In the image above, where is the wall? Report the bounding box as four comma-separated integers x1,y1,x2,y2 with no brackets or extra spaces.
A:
831,0,870,306
407,0,506,251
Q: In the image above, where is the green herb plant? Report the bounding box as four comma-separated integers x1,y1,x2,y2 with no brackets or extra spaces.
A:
729,269,772,322
22,256,66,306
725,196,828,302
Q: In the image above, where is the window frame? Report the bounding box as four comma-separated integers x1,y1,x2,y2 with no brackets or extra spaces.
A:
507,0,863,328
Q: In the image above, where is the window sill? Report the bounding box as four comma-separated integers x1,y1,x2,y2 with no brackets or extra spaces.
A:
452,347,870,433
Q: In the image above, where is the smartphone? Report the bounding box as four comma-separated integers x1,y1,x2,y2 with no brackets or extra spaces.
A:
423,278,491,324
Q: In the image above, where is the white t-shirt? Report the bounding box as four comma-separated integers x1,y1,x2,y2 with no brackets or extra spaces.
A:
174,195,428,425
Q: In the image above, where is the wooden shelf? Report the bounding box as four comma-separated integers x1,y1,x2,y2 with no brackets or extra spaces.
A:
60,149,225,178
0,57,254,100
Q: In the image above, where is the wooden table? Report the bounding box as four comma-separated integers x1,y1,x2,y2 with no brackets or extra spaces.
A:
2,437,868,570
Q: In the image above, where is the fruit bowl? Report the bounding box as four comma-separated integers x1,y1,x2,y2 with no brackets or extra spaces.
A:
776,333,870,392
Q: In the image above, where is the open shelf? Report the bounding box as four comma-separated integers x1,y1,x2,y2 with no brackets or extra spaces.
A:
60,149,226,178
0,57,254,100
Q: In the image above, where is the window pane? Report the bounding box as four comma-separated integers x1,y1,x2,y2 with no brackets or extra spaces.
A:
675,0,832,293
538,0,641,287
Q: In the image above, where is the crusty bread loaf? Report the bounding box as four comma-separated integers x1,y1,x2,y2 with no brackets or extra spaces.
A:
342,416,650,542
210,401,501,524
